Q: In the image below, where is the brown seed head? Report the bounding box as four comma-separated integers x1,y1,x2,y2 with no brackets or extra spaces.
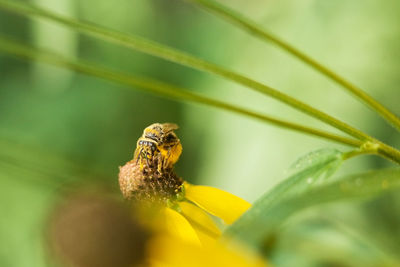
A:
118,160,183,204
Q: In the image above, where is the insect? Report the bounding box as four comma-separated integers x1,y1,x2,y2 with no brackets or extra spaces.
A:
133,123,182,173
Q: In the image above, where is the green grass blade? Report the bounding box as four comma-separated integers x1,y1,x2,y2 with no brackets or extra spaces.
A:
0,137,104,189
0,0,375,142
225,168,400,251
186,0,400,132
0,37,363,147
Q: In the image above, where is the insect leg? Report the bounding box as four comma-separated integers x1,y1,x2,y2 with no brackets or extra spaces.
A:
145,150,150,167
136,148,143,164
157,152,163,174
163,148,172,169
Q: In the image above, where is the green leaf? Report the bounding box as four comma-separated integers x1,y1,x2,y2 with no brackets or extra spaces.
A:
240,148,343,219
288,148,343,184
225,168,400,252
224,148,343,246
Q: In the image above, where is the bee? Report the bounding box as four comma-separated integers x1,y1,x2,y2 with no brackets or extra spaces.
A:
133,123,182,173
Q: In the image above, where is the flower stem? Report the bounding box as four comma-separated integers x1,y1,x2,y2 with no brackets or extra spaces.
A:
343,141,400,164
0,37,361,148
376,142,400,164
185,0,400,132
0,0,378,142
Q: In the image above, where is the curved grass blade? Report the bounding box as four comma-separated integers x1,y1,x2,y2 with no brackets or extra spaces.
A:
225,168,400,251
0,0,374,142
0,37,362,147
186,0,400,132
0,137,105,190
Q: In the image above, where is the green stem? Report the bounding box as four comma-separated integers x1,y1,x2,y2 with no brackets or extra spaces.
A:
376,142,400,165
0,0,375,142
342,141,400,165
0,37,361,148
342,149,372,161
186,0,400,132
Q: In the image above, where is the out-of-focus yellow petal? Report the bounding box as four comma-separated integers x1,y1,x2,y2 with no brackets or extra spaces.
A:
162,207,201,246
147,235,267,267
184,182,251,224
179,201,221,246
147,259,170,267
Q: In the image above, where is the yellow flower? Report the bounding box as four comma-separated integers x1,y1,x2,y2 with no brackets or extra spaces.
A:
118,160,267,266
119,160,251,245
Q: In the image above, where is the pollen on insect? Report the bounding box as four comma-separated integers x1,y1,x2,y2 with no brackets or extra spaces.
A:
133,123,182,175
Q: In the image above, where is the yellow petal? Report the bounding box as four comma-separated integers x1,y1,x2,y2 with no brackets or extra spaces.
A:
161,207,201,246
147,259,170,267
179,201,221,246
184,182,251,224
148,235,267,267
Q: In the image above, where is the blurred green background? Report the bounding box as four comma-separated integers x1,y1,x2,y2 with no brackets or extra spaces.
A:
0,0,400,266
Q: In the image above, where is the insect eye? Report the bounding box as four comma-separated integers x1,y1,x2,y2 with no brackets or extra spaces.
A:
164,133,176,143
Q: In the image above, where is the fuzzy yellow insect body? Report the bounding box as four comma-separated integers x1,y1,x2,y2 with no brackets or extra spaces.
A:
133,123,182,173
